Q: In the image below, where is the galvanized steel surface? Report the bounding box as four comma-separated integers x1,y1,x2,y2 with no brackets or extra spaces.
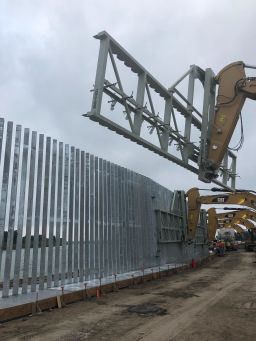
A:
0,118,208,297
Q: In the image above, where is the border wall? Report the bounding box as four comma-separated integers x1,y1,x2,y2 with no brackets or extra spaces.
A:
0,118,208,298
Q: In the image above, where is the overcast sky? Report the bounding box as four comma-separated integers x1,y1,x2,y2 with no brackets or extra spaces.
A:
1,0,256,193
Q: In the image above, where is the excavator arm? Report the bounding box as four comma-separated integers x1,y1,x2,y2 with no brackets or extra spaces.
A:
217,209,256,222
202,62,256,180
219,217,255,230
231,224,245,233
207,208,218,240
187,187,256,240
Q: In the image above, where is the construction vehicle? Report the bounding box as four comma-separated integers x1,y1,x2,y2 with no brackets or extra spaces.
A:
187,187,256,240
207,207,249,240
200,62,256,182
244,229,256,251
208,207,256,251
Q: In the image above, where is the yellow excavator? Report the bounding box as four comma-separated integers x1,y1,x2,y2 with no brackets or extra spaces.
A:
202,61,256,181
206,205,256,252
208,207,255,233
207,207,250,239
186,61,256,242
186,187,256,240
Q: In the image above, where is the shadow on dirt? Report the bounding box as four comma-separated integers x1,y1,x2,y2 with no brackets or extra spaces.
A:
155,290,200,299
125,303,168,317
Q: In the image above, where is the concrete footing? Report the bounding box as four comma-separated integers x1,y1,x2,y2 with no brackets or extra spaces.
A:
0,256,214,322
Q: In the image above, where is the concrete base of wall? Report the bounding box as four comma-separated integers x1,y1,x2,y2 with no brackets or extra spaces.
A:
0,256,215,322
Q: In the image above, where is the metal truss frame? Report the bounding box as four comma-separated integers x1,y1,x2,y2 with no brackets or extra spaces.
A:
85,31,236,189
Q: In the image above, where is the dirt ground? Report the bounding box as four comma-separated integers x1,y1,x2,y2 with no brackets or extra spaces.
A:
1,251,256,341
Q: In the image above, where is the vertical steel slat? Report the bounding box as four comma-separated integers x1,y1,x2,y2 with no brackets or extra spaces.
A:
117,165,121,274
47,140,57,288
136,174,141,269
148,180,154,265
142,178,146,266
0,121,13,268
126,169,131,272
61,145,69,285
115,164,119,274
135,173,140,269
149,180,154,265
136,174,141,268
131,171,136,270
89,154,95,279
126,169,132,271
103,160,108,275
122,168,126,272
149,181,157,265
109,163,114,275
127,169,131,270
107,161,112,276
111,163,117,274
22,131,37,294
110,163,114,275
31,134,44,292
84,153,90,280
120,167,125,273
2,125,22,297
79,151,85,282
129,170,134,270
98,158,103,276
73,149,80,282
137,174,143,269
121,167,127,273
94,157,99,277
134,172,139,270
0,118,4,162
54,142,63,286
125,168,130,272
39,137,51,290
67,147,75,283
144,179,150,267
12,128,29,295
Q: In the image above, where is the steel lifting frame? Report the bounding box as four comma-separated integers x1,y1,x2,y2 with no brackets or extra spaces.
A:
85,31,236,189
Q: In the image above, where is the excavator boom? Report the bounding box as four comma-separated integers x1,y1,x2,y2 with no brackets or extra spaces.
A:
207,208,253,241
201,62,256,181
219,217,255,230
217,209,256,222
187,188,256,240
